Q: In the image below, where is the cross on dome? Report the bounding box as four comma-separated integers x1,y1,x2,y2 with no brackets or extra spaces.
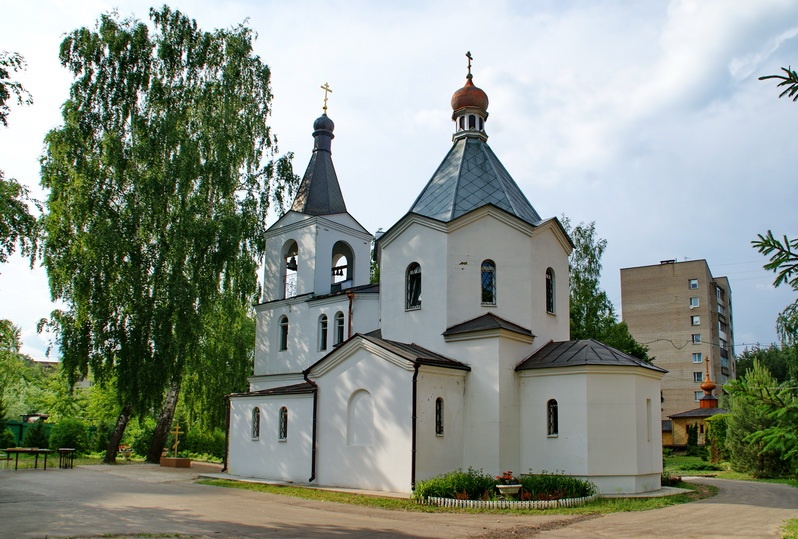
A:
321,82,333,113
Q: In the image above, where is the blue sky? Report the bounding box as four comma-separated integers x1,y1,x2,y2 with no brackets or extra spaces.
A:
1,0,797,359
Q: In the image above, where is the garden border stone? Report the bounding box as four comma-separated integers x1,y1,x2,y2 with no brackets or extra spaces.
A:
420,494,598,509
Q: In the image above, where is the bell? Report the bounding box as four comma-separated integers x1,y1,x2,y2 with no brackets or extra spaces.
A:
286,256,297,271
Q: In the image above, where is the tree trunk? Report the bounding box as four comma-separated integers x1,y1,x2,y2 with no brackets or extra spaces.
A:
104,403,132,464
146,383,180,463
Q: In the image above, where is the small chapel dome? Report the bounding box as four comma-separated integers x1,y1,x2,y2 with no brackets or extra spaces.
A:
700,378,716,393
450,76,489,113
313,113,335,133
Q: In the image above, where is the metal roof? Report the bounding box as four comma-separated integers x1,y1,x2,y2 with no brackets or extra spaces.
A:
361,331,471,371
516,339,667,373
443,313,534,338
290,115,348,216
228,382,316,398
668,407,727,419
409,137,542,225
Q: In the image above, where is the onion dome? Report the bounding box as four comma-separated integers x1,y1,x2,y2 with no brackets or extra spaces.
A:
700,378,716,393
451,76,489,113
313,113,335,134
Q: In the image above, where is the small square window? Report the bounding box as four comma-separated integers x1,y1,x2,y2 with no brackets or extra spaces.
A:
689,297,699,308
691,315,700,326
693,372,703,382
689,279,698,289
694,391,703,401
692,333,701,344
692,352,702,363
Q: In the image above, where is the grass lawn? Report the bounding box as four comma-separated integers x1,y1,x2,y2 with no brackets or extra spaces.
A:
783,518,798,539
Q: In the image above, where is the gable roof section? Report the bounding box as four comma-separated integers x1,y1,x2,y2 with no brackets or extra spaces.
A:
228,382,316,398
443,313,534,339
516,339,667,373
668,407,727,419
360,331,471,371
409,137,542,226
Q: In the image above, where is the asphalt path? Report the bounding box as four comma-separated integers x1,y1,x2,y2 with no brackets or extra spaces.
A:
0,464,796,538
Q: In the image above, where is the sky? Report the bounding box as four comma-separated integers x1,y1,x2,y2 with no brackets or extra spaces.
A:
1,0,797,360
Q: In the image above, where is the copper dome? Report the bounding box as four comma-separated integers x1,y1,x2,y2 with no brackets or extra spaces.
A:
451,76,489,112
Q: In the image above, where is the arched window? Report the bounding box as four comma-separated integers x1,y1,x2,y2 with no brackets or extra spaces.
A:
481,260,496,306
331,241,354,292
347,390,374,446
283,240,298,299
318,315,328,351
546,268,555,314
547,399,558,436
278,406,288,441
406,263,421,310
468,114,476,129
251,407,260,440
278,315,288,351
334,311,345,345
435,397,444,436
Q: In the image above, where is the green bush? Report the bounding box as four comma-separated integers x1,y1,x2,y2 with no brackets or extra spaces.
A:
182,428,225,459
127,418,156,457
662,448,673,458
91,423,113,452
49,418,89,454
22,421,49,448
704,414,729,463
1,428,15,448
520,472,597,500
678,462,723,471
413,467,496,501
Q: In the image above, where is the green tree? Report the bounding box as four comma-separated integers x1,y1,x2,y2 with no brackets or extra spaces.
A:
40,7,298,464
0,51,38,266
562,217,650,361
0,320,43,421
759,66,798,101
736,344,797,383
725,360,794,477
752,231,798,345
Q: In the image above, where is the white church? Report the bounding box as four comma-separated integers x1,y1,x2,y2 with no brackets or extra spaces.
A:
226,60,666,495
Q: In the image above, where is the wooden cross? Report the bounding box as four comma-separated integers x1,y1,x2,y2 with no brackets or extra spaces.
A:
170,423,184,458
321,82,333,113
466,51,473,76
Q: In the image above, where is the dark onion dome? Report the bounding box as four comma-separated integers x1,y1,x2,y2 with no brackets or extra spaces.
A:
313,113,335,134
451,75,489,113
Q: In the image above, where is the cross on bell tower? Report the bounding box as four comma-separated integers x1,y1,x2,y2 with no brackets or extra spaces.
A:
321,82,333,113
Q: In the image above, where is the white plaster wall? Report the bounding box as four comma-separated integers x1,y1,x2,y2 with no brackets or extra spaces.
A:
379,220,448,352
528,221,571,343
415,368,467,481
311,219,372,294
519,367,664,494
227,393,314,482
253,293,379,378
314,346,414,492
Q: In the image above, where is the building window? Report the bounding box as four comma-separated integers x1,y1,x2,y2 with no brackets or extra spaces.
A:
694,391,703,401
546,268,555,314
718,304,726,316
716,286,725,302
547,399,558,436
278,406,288,441
406,263,422,310
251,407,260,440
692,352,703,363
318,315,328,351
283,240,299,299
689,279,698,289
719,321,727,333
692,333,701,344
278,315,288,351
689,297,699,308
481,260,496,306
435,397,444,436
719,338,727,351
691,315,701,326
693,372,703,382
334,311,345,345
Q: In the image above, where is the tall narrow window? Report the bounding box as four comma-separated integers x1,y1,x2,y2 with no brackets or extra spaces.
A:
334,311,345,345
435,397,444,436
283,240,298,299
251,407,260,440
318,315,328,351
278,315,289,351
547,399,558,436
481,260,496,306
546,268,555,314
406,263,421,309
278,406,288,441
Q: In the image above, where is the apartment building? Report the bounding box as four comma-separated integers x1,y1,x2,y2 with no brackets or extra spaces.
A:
620,259,735,420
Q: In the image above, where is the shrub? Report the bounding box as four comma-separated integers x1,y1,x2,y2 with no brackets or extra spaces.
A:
128,418,156,457
1,428,15,448
520,471,597,500
704,414,729,463
91,423,113,452
182,428,225,459
49,418,89,454
677,462,723,471
662,447,673,458
413,467,496,501
22,421,49,448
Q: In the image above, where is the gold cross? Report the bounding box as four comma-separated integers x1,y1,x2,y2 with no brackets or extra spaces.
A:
466,51,473,77
170,423,184,458
321,82,333,113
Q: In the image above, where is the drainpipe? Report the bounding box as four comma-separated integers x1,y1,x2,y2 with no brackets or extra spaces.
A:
411,363,419,490
222,395,231,472
347,292,354,339
304,372,319,483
